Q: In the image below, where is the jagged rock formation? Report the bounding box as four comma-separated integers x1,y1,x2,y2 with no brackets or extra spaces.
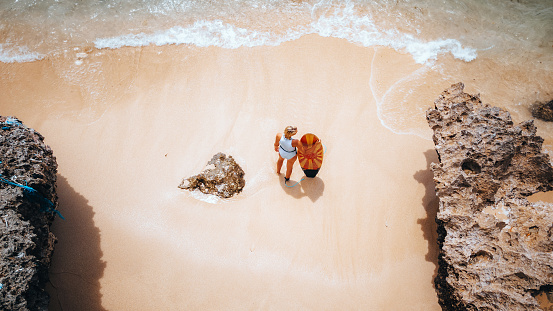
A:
426,83,553,310
179,152,245,198
0,116,60,310
531,100,553,122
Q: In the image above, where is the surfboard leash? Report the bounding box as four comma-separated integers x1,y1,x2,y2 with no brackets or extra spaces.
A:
285,177,305,188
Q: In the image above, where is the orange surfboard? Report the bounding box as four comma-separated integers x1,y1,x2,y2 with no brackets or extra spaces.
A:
297,133,324,177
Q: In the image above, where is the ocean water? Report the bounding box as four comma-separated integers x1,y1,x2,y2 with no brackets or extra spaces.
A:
1,0,553,140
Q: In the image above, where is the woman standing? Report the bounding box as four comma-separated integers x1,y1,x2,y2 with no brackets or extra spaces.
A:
274,126,304,183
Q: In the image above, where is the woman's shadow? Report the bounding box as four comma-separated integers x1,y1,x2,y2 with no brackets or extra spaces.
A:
280,175,325,202
45,174,107,311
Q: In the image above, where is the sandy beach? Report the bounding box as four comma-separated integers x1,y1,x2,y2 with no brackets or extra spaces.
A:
2,33,551,310
0,35,444,310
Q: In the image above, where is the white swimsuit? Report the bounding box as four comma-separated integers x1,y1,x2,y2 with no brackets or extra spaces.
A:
279,136,297,160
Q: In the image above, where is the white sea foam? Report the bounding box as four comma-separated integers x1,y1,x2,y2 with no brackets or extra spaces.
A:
404,38,477,63
0,44,43,63
95,20,476,65
95,20,300,50
311,3,477,63
94,3,477,65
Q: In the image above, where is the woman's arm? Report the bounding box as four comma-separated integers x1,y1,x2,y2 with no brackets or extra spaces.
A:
274,133,282,152
292,139,304,154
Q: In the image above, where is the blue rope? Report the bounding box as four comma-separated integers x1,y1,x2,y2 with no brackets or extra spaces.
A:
285,177,305,188
1,117,21,130
0,175,65,220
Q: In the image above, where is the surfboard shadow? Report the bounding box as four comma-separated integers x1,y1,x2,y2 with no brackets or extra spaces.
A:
280,176,325,202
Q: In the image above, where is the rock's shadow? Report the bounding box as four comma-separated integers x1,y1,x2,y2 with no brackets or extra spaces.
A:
280,175,325,202
414,149,440,284
45,174,107,311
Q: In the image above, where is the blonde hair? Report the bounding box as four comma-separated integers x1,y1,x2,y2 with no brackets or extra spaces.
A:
284,126,297,139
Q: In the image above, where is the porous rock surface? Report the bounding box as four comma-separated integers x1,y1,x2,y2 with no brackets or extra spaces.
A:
531,100,553,122
0,116,59,310
426,83,553,310
179,152,245,198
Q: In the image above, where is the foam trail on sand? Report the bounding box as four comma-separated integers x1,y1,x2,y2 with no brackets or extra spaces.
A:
369,48,429,138
377,66,435,139
187,190,221,204
0,44,43,63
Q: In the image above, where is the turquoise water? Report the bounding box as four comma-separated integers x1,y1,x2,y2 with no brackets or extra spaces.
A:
1,0,552,140
2,0,551,65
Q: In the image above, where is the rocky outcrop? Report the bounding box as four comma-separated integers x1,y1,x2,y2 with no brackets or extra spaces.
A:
531,100,553,122
426,83,553,310
0,117,60,310
179,153,245,198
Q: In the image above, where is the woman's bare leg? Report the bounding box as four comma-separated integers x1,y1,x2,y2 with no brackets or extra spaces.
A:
276,156,284,174
285,156,297,179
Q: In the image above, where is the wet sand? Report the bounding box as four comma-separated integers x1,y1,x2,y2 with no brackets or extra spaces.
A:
1,34,456,310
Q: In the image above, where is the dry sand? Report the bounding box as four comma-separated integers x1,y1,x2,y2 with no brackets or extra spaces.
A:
1,35,453,310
